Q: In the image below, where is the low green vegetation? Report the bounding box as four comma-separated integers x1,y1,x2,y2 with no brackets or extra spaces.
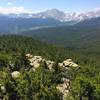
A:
0,35,100,100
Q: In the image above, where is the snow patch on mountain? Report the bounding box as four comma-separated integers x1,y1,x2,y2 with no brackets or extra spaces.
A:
0,9,100,22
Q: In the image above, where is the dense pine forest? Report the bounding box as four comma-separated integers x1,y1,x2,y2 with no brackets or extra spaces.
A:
0,35,99,100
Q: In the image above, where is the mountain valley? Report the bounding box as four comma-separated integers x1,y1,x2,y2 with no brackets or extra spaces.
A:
0,6,100,100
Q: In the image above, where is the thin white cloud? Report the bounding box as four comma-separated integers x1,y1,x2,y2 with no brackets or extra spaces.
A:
0,6,33,14
7,2,13,6
94,8,100,11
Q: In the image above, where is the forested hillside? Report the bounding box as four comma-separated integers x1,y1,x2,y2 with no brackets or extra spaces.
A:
75,17,100,27
0,16,64,33
0,35,100,100
22,26,100,58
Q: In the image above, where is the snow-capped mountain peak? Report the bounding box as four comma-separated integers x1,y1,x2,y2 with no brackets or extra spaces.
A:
33,9,66,22
0,9,100,22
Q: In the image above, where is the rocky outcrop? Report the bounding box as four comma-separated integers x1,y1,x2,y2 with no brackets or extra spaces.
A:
26,54,79,99
26,54,55,70
45,60,55,70
26,54,79,71
58,59,79,68
57,59,79,99
0,84,6,93
57,78,70,99
11,71,20,78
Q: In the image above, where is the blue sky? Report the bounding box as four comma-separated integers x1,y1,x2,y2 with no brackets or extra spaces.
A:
0,0,100,14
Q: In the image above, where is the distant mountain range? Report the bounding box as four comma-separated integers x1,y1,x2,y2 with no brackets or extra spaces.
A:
76,17,100,27
0,9,100,33
0,15,63,33
1,9,100,22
